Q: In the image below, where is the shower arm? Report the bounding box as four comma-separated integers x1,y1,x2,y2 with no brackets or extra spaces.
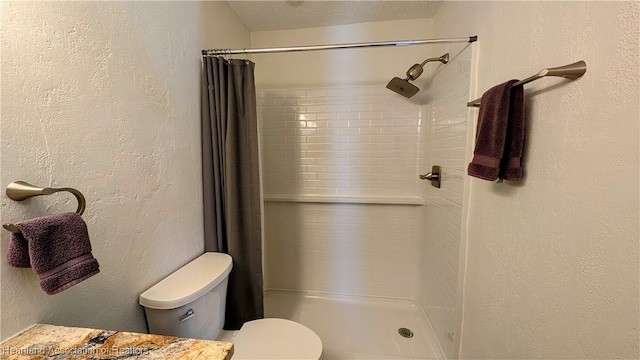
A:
420,56,445,67
405,53,450,81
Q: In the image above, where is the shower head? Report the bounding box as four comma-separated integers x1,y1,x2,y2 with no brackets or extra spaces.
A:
386,53,449,98
386,77,420,98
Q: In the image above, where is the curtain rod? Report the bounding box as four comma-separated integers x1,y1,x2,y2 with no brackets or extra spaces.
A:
202,36,477,56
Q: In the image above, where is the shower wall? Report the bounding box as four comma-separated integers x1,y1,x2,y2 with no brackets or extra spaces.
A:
253,19,438,300
260,87,422,198
259,86,424,298
418,45,473,359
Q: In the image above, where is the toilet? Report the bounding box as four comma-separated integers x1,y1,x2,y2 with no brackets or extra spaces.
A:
139,252,323,359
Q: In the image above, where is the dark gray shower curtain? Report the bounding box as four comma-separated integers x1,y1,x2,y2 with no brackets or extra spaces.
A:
201,57,263,330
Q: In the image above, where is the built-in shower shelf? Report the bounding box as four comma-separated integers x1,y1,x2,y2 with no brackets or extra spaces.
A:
263,194,424,206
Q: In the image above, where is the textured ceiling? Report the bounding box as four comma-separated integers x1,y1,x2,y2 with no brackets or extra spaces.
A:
225,1,443,32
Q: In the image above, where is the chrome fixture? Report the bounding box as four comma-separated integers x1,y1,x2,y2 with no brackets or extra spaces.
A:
202,37,477,56
386,53,449,98
419,165,441,188
2,181,86,234
467,60,587,107
179,309,196,322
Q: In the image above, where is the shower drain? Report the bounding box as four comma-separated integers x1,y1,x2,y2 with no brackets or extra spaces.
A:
398,327,414,338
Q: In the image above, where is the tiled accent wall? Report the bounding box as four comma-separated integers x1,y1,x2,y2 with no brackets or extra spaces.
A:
259,87,422,197
419,46,472,359
259,85,424,299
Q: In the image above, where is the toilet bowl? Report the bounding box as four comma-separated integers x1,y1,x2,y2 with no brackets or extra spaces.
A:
139,252,323,359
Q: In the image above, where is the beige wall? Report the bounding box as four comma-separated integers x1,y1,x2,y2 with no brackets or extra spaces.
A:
433,2,639,359
0,1,249,340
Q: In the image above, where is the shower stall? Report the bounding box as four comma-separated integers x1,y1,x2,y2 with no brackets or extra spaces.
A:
209,29,476,359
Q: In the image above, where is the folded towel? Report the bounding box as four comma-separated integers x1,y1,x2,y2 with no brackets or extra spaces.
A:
500,83,525,180
6,212,100,295
6,232,30,268
468,80,525,181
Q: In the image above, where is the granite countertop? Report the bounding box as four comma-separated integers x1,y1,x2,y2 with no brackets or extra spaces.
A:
1,324,233,359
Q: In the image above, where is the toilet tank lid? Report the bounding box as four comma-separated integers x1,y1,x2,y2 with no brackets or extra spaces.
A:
139,252,232,310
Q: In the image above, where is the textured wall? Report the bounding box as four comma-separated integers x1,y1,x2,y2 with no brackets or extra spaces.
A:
434,2,639,359
419,45,472,359
0,1,249,340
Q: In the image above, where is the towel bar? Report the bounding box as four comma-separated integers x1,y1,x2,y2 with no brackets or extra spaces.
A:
2,181,86,234
467,60,587,107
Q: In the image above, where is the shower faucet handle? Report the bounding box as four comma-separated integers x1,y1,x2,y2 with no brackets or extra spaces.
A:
419,166,441,188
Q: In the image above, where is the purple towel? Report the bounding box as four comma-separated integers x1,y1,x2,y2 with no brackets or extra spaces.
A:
6,212,99,295
500,82,525,180
468,80,525,181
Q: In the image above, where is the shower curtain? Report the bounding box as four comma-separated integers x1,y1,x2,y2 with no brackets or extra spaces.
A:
201,57,263,330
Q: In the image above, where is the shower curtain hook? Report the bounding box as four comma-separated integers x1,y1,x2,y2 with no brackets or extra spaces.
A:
243,49,249,64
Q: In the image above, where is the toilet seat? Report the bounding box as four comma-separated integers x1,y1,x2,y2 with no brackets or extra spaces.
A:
232,318,323,359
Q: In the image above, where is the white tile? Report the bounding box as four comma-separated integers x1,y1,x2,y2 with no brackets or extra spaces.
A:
326,104,349,113
359,112,382,119
306,120,327,128
262,90,285,98
297,98,317,105
348,119,371,127
285,89,307,97
261,98,276,106
297,128,317,136
316,128,339,136
348,104,370,112
337,128,360,135
285,120,307,128
337,112,359,120
298,113,317,121
358,127,382,135
316,113,338,120
306,105,327,113
327,88,348,97
370,135,395,143
275,98,297,106
370,103,393,112
284,105,308,113
316,97,346,105
306,89,327,97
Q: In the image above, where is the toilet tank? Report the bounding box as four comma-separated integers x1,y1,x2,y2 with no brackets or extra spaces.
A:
139,252,232,340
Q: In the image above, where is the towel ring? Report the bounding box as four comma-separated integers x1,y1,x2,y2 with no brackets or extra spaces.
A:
2,181,86,234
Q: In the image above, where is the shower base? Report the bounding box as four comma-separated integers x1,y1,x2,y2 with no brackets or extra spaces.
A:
263,289,443,360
